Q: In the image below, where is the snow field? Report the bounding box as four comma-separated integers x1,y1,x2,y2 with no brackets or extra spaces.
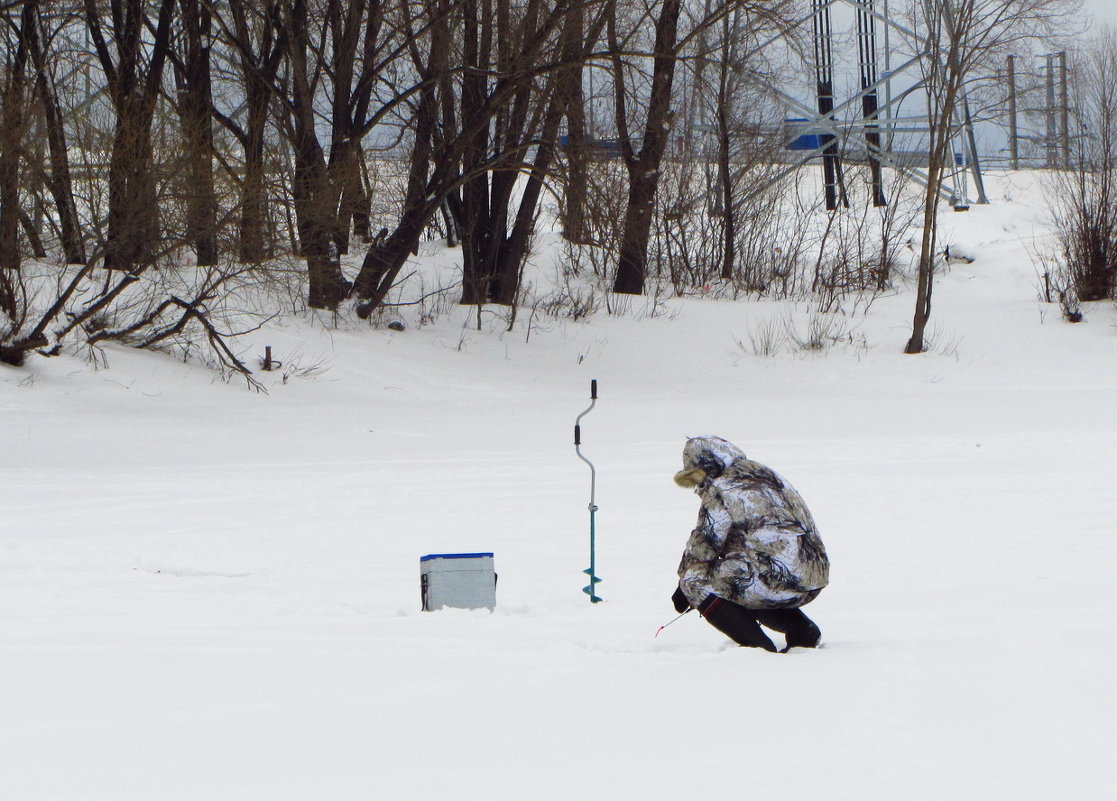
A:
2,170,1115,798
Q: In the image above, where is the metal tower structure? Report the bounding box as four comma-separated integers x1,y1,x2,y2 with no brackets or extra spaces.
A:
770,0,989,210
813,0,848,210
855,0,888,207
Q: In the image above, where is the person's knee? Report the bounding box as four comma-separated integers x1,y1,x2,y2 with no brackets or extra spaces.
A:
700,595,778,651
786,617,821,648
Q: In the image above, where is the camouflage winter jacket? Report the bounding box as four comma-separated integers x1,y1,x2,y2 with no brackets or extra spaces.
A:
675,436,829,610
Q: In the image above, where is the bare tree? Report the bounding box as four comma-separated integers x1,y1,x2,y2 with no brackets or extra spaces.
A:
348,0,446,314
448,0,607,307
169,0,218,266
695,2,789,284
350,0,606,316
608,0,682,296
84,0,177,272
905,0,1073,353
26,0,86,265
558,1,589,245
212,0,286,264
323,0,389,255
272,0,352,309
251,0,410,309
606,0,793,296
0,0,33,300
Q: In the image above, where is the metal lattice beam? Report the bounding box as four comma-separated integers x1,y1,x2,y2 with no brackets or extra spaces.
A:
755,0,988,209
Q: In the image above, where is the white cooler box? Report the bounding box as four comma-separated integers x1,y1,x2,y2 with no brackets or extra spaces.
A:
420,553,496,611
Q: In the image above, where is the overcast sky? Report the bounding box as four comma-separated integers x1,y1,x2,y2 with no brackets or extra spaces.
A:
1082,0,1117,30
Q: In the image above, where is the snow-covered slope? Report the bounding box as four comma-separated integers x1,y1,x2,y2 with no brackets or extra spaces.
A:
2,171,1114,799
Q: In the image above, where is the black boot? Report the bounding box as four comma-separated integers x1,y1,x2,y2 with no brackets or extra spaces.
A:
754,608,821,651
698,595,777,651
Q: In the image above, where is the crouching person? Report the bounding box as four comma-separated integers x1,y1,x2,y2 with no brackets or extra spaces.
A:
671,436,829,652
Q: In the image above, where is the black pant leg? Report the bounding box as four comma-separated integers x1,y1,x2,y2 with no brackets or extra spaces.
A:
753,607,821,649
698,595,778,651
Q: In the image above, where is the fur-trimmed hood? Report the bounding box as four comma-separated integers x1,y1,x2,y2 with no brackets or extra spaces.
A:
674,435,746,488
675,436,829,610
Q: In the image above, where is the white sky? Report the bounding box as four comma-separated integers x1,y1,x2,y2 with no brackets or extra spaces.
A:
1082,0,1117,30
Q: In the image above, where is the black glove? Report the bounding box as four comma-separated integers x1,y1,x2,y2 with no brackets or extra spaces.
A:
672,586,690,613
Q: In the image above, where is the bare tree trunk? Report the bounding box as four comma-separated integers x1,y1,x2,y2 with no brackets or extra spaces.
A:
239,87,271,263
280,0,351,309
338,145,371,246
20,206,46,258
291,136,349,309
224,0,283,264
905,173,940,353
179,0,218,266
491,52,576,305
613,173,658,295
324,0,360,256
105,100,160,270
0,2,32,288
290,125,347,308
85,0,176,272
26,2,85,265
327,145,360,257
354,202,435,313
352,1,446,313
559,2,587,245
458,0,495,305
612,0,682,296
906,1,962,354
715,43,735,281
491,115,566,304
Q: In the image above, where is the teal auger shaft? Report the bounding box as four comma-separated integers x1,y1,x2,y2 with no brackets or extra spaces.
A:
575,379,602,603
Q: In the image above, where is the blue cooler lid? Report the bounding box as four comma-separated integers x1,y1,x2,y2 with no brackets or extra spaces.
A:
420,552,494,561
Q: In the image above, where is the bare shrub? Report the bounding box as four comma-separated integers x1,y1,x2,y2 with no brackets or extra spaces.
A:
1037,253,1085,322
783,310,848,353
737,317,784,357
812,165,919,313
1040,29,1117,310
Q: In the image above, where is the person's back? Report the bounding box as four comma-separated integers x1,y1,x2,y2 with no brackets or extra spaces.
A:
673,435,828,651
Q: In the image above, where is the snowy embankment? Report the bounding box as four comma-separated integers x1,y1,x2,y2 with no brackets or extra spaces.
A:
2,171,1115,799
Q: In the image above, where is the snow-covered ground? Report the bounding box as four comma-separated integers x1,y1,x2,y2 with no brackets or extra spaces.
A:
3,171,1115,799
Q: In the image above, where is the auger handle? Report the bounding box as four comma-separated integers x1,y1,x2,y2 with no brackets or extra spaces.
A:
574,380,597,445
